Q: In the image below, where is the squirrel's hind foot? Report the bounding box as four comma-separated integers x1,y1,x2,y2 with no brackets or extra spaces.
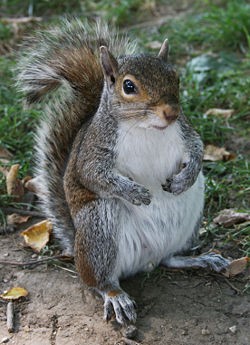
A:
162,252,231,273
103,290,137,325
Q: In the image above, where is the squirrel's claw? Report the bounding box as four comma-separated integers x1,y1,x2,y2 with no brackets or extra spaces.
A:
162,178,172,193
201,253,231,272
103,292,137,325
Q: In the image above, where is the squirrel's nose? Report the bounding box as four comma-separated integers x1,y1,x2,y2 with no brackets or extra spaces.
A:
162,105,179,122
154,103,179,123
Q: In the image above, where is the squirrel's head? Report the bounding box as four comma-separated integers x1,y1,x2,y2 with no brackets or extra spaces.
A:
100,40,180,130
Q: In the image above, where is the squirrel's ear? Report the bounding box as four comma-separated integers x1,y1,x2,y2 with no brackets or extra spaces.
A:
158,39,169,62
100,46,118,89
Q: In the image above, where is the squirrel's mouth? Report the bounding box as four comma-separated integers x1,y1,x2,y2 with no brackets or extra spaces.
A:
152,125,168,130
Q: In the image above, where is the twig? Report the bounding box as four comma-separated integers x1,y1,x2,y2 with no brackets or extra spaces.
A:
223,278,242,294
55,265,77,275
210,272,242,294
0,255,72,267
2,207,44,218
7,301,14,333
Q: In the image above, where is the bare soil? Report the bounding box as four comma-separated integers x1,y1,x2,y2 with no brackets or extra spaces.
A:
0,232,249,345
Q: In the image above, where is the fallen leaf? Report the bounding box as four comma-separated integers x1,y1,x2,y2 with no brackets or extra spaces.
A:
22,175,33,184
204,108,234,119
24,176,43,194
145,40,162,50
20,220,52,252
223,257,249,278
0,287,28,300
213,209,250,227
0,166,9,177
7,214,30,225
0,146,13,160
204,145,236,161
6,164,24,200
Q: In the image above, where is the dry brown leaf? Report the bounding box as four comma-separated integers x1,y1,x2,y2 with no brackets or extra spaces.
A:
204,108,234,119
0,165,9,177
0,158,11,164
20,220,52,252
213,209,250,228
0,146,13,160
6,164,24,200
7,214,30,225
24,176,42,194
0,287,28,300
22,175,33,185
204,145,236,161
145,41,162,50
223,257,249,278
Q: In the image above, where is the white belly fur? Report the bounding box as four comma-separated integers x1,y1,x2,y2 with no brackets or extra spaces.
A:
114,121,205,278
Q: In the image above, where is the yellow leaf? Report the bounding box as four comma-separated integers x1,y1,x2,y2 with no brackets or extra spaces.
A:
223,257,249,278
21,220,52,252
0,287,28,300
6,164,24,200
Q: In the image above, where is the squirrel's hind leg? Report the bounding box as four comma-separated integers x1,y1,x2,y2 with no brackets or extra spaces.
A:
162,252,230,273
74,200,136,324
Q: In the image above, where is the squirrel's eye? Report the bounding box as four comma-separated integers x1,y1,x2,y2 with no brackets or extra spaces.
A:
123,79,136,94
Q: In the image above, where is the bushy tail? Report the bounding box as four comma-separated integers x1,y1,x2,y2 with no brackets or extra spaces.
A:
16,19,137,255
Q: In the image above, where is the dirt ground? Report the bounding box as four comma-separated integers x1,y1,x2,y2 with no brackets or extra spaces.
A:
0,232,249,345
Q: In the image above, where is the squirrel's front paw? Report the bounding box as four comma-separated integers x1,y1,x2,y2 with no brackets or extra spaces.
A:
162,166,196,195
104,291,137,325
162,175,187,195
124,183,152,206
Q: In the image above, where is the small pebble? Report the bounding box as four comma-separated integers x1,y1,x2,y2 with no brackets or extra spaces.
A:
1,337,10,344
123,325,138,339
229,325,237,334
201,328,210,335
23,325,30,333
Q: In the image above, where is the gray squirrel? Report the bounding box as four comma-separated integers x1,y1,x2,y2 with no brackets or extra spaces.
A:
17,19,230,324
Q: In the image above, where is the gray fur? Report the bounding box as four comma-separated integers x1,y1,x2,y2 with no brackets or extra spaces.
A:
162,110,204,195
16,20,137,255
72,88,152,206
163,253,230,272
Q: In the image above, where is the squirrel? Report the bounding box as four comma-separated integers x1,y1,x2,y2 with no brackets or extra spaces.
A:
17,19,230,325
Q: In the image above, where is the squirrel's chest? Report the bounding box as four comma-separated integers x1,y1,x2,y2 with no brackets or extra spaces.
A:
115,122,185,189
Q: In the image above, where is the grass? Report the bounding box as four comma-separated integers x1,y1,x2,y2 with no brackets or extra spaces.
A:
0,56,40,209
0,0,249,256
157,0,250,58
